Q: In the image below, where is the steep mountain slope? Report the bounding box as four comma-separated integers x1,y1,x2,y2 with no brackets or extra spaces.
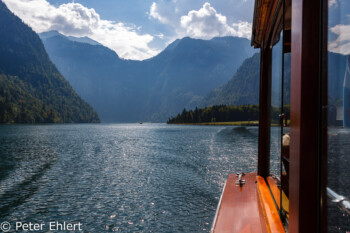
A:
0,1,100,123
40,34,124,122
41,33,255,122
201,53,261,107
201,52,291,107
201,51,346,108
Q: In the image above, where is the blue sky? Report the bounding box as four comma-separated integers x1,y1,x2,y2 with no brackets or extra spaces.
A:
328,0,350,55
3,0,350,59
3,0,255,60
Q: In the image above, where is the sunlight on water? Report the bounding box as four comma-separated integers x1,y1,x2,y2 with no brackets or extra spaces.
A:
0,124,258,232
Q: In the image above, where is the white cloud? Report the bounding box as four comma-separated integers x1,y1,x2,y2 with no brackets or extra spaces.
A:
156,33,165,39
150,2,169,25
329,0,338,7
3,0,160,60
150,2,252,40
231,21,252,39
180,2,251,39
149,1,179,28
329,24,350,55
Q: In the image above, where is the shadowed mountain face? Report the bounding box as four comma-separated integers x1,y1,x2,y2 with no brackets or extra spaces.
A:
201,53,290,107
0,1,100,123
40,32,255,122
201,51,346,109
201,53,261,107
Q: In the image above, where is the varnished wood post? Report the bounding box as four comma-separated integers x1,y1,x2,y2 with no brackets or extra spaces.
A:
320,0,328,231
258,45,272,178
289,0,327,232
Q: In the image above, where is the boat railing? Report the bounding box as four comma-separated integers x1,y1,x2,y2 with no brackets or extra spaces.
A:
327,187,350,215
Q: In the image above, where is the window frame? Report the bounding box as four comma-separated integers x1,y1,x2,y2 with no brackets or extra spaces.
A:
255,0,328,232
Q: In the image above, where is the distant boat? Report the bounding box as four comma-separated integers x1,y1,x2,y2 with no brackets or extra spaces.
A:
139,122,143,124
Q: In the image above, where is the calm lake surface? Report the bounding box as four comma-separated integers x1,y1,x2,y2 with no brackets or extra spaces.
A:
0,124,259,232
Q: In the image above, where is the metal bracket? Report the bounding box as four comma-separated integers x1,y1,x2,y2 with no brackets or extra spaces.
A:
235,173,246,186
327,187,350,214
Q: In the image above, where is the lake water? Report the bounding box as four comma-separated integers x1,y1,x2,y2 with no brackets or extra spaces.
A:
0,124,259,232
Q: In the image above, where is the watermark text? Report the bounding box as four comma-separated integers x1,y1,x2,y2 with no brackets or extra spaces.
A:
1,221,82,232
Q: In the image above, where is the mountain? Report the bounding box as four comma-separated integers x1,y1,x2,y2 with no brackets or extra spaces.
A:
201,51,346,108
0,1,100,123
328,52,348,106
201,53,261,107
39,33,124,122
201,52,293,107
40,30,101,46
40,32,255,122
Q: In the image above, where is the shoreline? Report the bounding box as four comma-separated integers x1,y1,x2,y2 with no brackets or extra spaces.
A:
167,121,259,126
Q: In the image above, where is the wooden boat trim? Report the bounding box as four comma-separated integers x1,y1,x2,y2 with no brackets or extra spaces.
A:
210,178,227,232
211,173,286,233
252,0,281,49
212,173,266,233
266,177,281,209
256,176,285,233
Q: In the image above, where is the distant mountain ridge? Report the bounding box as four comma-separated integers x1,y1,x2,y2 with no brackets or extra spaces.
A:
40,30,101,46
40,32,255,122
0,1,100,123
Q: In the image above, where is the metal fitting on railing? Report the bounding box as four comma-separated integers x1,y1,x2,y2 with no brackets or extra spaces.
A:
235,173,246,186
327,187,350,215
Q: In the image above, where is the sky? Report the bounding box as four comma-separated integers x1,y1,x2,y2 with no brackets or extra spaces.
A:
2,0,349,60
2,0,255,60
328,0,350,55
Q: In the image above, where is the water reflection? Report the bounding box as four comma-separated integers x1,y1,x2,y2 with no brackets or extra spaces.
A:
0,124,258,232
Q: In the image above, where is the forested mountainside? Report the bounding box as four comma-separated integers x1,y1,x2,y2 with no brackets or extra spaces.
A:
201,53,261,107
0,1,100,123
201,52,292,108
202,51,346,109
41,32,255,122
